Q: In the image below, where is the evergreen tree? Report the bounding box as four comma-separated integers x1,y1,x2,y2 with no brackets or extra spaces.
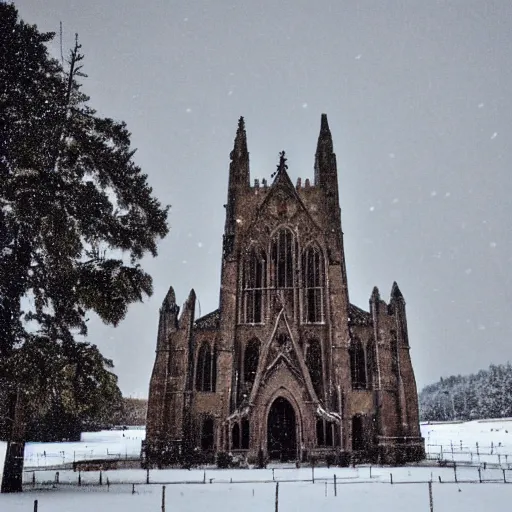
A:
0,5,168,492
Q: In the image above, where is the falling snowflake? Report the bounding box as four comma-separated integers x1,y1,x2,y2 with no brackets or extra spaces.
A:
491,132,498,139
302,103,308,109
389,153,395,158
490,242,497,248
186,108,192,113
369,206,375,212
355,54,362,59
430,191,437,197
465,268,472,275
392,198,399,204
197,242,203,248
445,192,451,197
182,260,188,264
228,90,233,96
478,103,484,108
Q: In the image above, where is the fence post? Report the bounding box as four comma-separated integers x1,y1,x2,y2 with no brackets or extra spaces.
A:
312,465,315,484
478,467,482,483
32,472,35,487
334,474,337,497
161,485,166,512
99,470,103,486
428,481,434,512
78,471,81,486
491,442,494,455
370,466,372,479
453,463,457,483
33,500,38,512
272,468,275,481
476,442,479,456
390,473,393,484
146,467,150,484
275,482,279,512
503,469,507,483
203,470,206,483
55,471,59,485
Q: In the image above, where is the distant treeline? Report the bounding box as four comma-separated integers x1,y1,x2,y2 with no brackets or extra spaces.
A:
114,397,148,426
419,363,512,422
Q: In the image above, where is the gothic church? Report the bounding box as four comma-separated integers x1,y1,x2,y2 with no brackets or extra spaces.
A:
145,115,424,465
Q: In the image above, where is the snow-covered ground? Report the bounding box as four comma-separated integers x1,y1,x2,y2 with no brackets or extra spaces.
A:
1,420,512,510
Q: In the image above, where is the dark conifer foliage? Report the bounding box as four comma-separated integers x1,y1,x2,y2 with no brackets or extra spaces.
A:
419,363,512,422
0,4,168,492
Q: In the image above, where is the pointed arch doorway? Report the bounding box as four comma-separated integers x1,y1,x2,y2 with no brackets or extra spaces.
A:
267,397,297,461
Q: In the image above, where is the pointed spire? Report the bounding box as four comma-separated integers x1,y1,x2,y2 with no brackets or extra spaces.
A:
370,286,380,302
230,116,248,161
162,286,176,306
391,281,404,301
314,113,335,186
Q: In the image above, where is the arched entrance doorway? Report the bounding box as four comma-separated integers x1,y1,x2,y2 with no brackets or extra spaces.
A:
267,397,297,461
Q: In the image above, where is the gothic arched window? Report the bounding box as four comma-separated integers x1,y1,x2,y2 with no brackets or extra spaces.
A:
350,338,367,390
302,245,325,323
244,338,260,388
201,416,215,451
243,247,266,323
390,331,399,379
196,341,216,392
271,228,295,288
232,423,240,449
306,339,323,400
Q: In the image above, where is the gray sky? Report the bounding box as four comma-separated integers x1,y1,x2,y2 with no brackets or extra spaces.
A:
15,0,512,397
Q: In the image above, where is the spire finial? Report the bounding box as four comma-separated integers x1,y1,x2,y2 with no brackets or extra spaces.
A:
271,151,287,178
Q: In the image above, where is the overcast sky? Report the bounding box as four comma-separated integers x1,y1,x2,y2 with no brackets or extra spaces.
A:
14,1,512,398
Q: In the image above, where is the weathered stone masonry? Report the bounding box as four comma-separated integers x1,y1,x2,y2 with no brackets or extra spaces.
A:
145,115,425,465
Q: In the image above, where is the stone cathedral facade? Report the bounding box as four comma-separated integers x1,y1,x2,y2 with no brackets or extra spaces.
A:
145,115,425,466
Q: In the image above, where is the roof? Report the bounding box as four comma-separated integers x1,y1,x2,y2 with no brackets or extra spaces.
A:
348,303,372,326
194,309,220,330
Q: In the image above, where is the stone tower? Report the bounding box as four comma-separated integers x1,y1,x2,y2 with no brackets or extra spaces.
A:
145,115,424,466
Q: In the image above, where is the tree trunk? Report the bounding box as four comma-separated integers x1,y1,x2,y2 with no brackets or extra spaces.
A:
1,388,26,493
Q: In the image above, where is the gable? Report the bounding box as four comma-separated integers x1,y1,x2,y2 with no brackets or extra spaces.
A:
248,308,320,405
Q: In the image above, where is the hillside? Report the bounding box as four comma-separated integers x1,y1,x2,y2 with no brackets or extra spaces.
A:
419,363,512,421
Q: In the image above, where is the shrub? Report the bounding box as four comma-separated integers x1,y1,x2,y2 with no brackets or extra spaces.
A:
216,452,232,469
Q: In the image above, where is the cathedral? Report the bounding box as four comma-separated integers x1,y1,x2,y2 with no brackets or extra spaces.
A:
145,115,425,466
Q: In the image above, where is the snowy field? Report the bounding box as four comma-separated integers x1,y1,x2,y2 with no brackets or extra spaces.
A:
1,420,512,510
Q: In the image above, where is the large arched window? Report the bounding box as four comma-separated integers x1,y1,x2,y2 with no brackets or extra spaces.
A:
306,339,323,400
271,229,295,288
244,338,260,388
302,245,325,323
196,341,216,392
243,247,266,323
350,338,367,390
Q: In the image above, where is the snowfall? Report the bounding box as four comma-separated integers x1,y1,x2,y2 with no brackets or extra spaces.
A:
1,420,512,511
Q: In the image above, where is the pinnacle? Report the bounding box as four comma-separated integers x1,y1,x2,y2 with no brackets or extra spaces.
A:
320,113,330,135
391,281,404,300
370,286,380,301
163,286,176,306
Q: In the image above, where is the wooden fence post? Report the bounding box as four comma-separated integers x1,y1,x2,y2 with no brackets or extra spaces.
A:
275,482,279,512
33,499,38,512
390,473,393,484
503,469,506,483
478,467,482,483
428,481,434,512
334,474,337,497
146,467,150,484
161,485,166,512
